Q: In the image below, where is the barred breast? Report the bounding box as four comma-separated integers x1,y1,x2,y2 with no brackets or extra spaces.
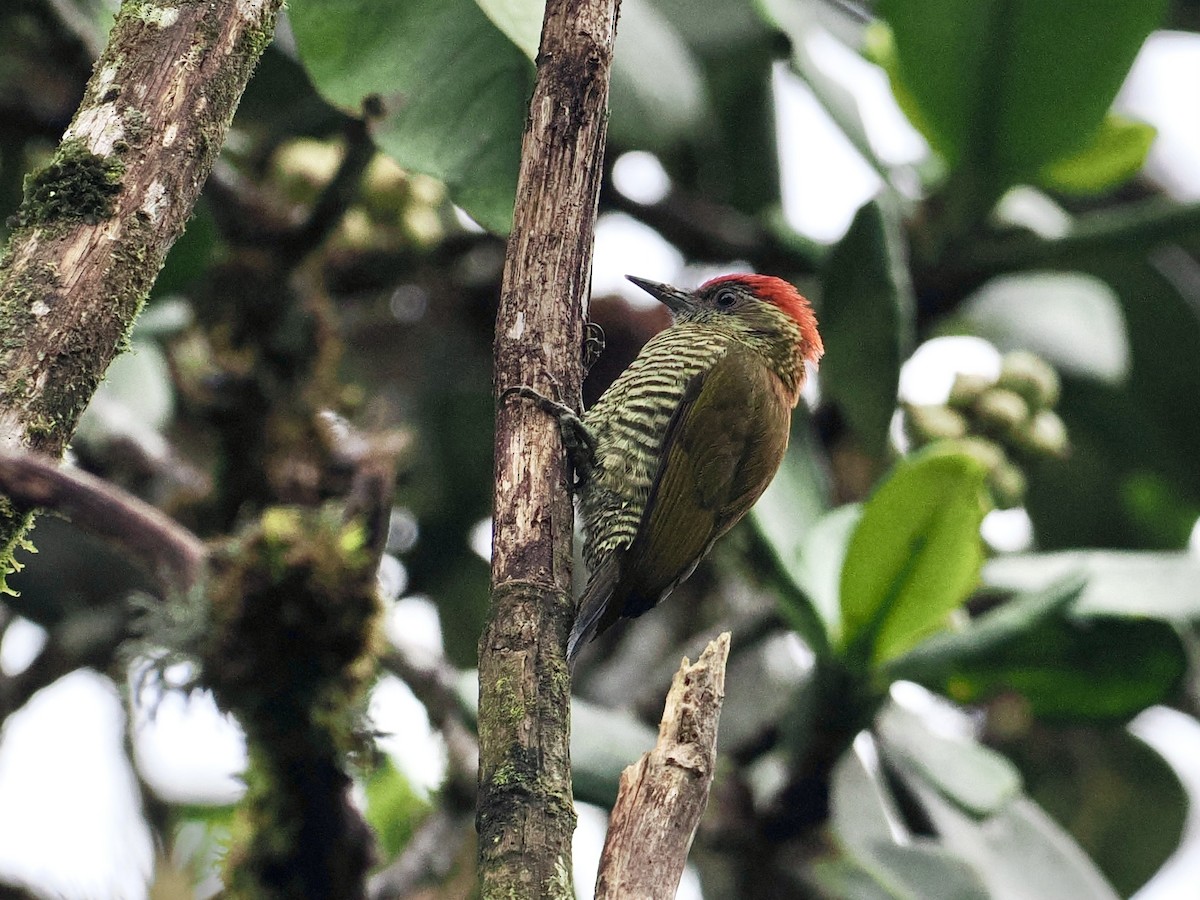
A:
579,323,730,569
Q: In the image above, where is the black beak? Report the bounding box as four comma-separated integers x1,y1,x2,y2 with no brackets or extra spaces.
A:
626,275,695,316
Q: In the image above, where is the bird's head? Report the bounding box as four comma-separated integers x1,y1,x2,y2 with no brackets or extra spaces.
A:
626,273,823,366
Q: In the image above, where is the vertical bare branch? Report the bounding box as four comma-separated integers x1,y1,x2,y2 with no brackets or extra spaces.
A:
478,0,621,895
596,633,732,900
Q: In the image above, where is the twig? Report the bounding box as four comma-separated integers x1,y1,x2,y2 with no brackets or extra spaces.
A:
477,0,621,895
0,452,205,591
280,118,376,265
595,633,731,900
919,197,1200,319
603,179,822,276
380,645,470,735
379,641,478,800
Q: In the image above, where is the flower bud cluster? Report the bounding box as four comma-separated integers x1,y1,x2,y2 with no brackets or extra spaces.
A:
903,350,1068,508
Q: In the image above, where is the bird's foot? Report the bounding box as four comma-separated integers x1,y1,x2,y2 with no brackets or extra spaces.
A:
500,385,597,486
583,322,605,376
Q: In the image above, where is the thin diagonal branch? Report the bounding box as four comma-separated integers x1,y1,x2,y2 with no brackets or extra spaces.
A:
0,452,205,591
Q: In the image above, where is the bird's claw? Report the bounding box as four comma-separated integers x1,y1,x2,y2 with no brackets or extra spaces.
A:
583,322,605,375
500,385,596,487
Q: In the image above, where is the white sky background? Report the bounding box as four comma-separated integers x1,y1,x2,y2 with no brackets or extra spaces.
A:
3,24,1200,900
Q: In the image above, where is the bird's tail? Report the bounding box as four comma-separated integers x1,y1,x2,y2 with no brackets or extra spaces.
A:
567,557,619,664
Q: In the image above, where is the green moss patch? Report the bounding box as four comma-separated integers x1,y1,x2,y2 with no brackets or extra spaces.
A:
14,139,125,228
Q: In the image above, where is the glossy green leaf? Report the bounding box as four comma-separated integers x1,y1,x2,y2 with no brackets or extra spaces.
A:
689,40,778,213
878,0,1165,207
752,412,835,652
983,551,1200,620
956,272,1129,383
820,198,916,457
1000,725,1186,896
289,0,534,233
896,560,1192,719
839,446,990,667
913,616,1184,721
754,495,852,651
1088,256,1200,476
474,0,543,59
793,505,861,643
877,701,1022,817
885,749,1121,899
885,574,1086,693
609,0,708,151
820,844,992,900
1040,115,1157,197
831,743,992,900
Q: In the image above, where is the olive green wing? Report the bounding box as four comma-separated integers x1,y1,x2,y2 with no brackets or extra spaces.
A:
613,348,791,621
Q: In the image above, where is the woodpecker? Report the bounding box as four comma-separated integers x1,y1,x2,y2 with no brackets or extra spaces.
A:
567,273,823,661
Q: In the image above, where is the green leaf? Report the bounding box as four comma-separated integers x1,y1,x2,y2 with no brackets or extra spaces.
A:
884,573,1087,688
882,737,1121,899
609,0,708,151
839,447,989,667
289,0,534,233
955,272,1129,383
152,201,216,298
474,0,543,60
1040,115,1157,196
983,551,1200,620
831,743,992,900
877,701,1022,817
751,412,835,652
878,0,1166,207
363,758,431,858
820,198,916,457
792,505,861,643
1000,725,1187,896
914,615,1185,721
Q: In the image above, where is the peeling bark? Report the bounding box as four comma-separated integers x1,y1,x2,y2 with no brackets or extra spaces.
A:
478,0,621,895
595,634,731,900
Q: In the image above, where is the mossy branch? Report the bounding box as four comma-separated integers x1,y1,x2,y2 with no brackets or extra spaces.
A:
0,0,284,584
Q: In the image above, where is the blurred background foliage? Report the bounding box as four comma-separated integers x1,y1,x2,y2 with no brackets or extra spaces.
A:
3,0,1200,897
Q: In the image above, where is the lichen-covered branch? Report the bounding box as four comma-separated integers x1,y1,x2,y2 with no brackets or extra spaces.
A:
0,0,284,581
477,0,621,895
595,633,731,900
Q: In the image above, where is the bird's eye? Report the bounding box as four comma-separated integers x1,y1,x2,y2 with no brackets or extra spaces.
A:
714,289,737,309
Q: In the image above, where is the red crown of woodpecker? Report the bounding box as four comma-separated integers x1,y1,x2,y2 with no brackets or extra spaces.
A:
701,274,823,364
